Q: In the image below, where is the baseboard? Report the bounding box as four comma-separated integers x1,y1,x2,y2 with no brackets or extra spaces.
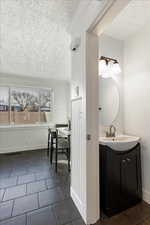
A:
143,189,150,204
71,186,83,213
71,186,100,225
0,145,47,154
71,186,87,223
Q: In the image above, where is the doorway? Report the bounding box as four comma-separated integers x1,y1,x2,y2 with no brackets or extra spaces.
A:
92,0,150,223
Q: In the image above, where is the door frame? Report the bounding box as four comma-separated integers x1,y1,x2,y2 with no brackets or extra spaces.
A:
84,0,132,224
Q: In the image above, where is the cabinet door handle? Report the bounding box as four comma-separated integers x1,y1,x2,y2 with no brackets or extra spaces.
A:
126,158,131,162
122,159,126,163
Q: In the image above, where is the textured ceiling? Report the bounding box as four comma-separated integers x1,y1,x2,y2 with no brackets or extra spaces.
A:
0,0,80,80
104,0,150,41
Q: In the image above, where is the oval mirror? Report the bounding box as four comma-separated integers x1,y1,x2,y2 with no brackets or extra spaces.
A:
99,77,119,126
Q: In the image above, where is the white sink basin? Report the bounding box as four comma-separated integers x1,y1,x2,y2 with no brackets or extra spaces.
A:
99,135,140,151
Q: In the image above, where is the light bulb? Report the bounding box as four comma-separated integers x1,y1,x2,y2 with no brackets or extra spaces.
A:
101,72,110,78
101,61,113,78
107,61,114,76
99,59,107,76
112,62,121,75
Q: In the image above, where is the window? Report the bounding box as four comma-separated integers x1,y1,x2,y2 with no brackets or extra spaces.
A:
0,86,53,126
0,87,9,124
40,89,52,123
10,88,40,124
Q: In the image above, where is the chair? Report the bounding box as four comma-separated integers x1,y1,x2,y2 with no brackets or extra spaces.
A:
47,128,56,158
49,129,70,172
47,128,51,156
55,124,68,128
47,124,68,156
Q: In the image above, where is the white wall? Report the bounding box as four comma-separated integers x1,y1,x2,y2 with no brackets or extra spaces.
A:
123,23,150,203
0,74,70,153
99,34,124,136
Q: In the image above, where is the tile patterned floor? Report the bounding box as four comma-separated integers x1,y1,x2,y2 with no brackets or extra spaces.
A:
0,150,150,225
0,150,85,225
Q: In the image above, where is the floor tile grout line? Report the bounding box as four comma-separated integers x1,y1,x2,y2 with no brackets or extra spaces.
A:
25,213,27,225
58,215,82,225
45,179,48,190
1,188,6,202
0,183,67,204
37,192,40,208
2,168,52,180
26,183,27,195
0,196,72,223
0,213,27,224
11,199,15,217
2,184,27,202
10,172,29,178
16,175,19,185
0,176,51,191
33,172,36,183
62,216,82,225
0,177,21,190
51,205,59,225
17,173,36,185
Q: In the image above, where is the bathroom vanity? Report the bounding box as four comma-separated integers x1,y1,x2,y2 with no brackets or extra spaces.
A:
99,76,142,216
100,136,142,217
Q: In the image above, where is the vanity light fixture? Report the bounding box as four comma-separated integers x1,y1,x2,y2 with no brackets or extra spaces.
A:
99,58,107,74
112,61,121,75
99,56,121,78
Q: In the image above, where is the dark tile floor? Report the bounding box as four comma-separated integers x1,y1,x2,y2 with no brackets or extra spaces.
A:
0,150,150,225
0,150,85,225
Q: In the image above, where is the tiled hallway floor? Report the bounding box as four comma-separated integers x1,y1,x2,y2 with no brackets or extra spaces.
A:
0,150,85,225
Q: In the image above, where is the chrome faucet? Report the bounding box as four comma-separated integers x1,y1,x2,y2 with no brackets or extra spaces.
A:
106,125,116,137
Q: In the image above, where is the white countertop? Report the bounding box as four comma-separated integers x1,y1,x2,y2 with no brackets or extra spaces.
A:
99,135,140,151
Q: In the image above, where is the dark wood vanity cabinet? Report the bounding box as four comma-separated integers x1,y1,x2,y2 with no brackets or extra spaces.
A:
100,143,142,217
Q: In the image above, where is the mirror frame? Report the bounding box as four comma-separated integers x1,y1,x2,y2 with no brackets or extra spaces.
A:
99,77,120,126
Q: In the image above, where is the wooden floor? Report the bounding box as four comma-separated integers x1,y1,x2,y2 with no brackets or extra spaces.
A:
95,201,150,225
